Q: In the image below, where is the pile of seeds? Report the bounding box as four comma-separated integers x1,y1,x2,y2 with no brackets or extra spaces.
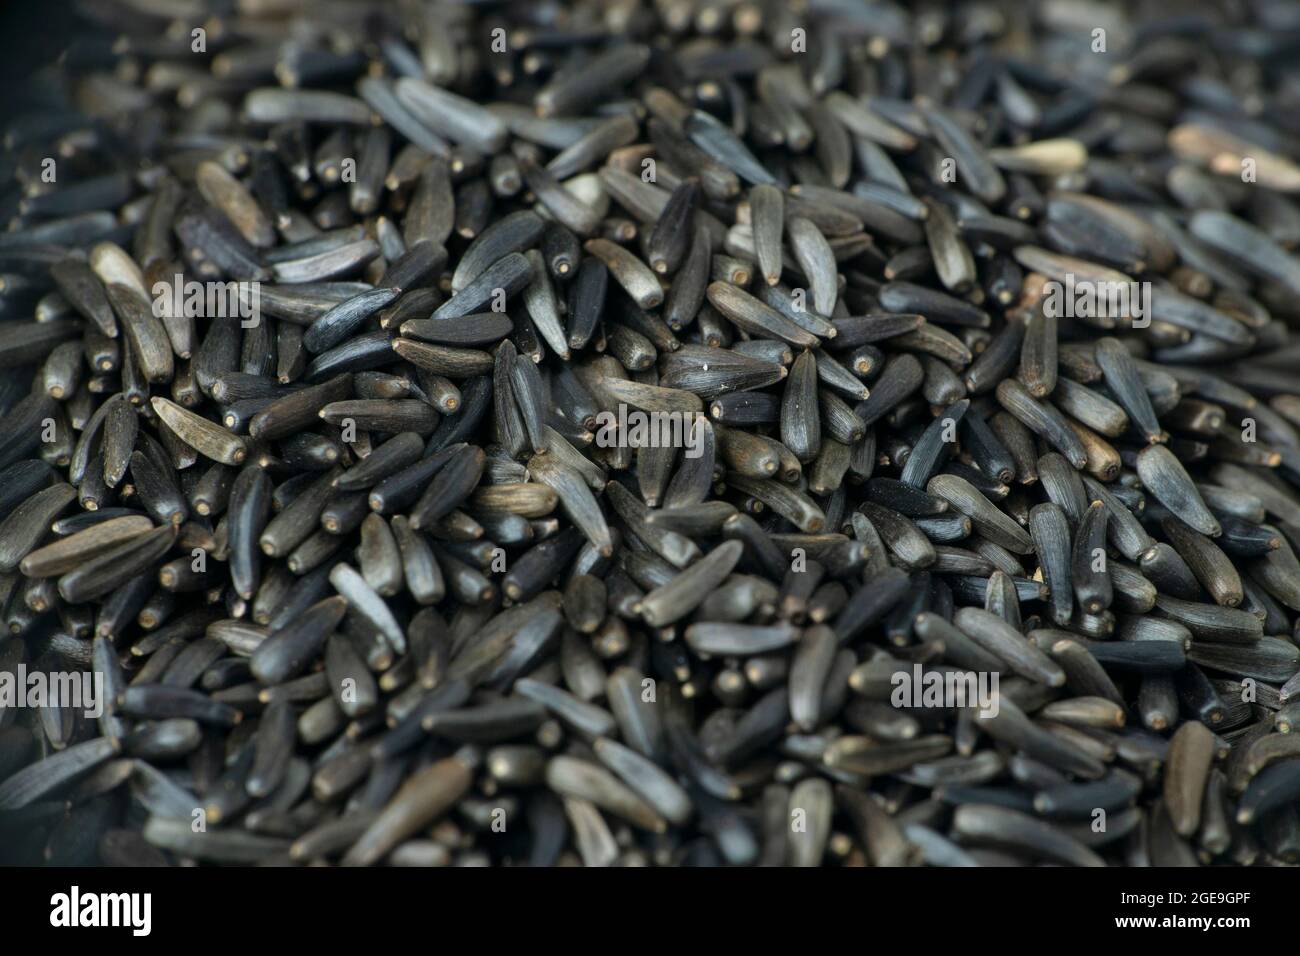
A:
3,0,1300,867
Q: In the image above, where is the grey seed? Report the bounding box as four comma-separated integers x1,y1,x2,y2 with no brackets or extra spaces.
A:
788,624,838,732
787,217,838,315
395,78,508,154
196,161,275,249
545,755,666,833
330,561,406,656
0,736,119,810
685,622,800,657
1164,721,1215,836
951,804,1104,867
640,540,743,627
920,105,1006,203
749,184,785,286
151,397,246,465
343,752,475,866
1137,445,1220,537
780,350,821,463
954,607,1065,687
528,452,613,557
1028,503,1073,627
787,777,833,867
707,282,820,348
1095,337,1163,445
583,238,663,310
593,737,692,826
515,678,616,739
928,474,1032,554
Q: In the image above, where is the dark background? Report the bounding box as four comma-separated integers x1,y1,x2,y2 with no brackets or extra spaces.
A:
0,0,89,125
